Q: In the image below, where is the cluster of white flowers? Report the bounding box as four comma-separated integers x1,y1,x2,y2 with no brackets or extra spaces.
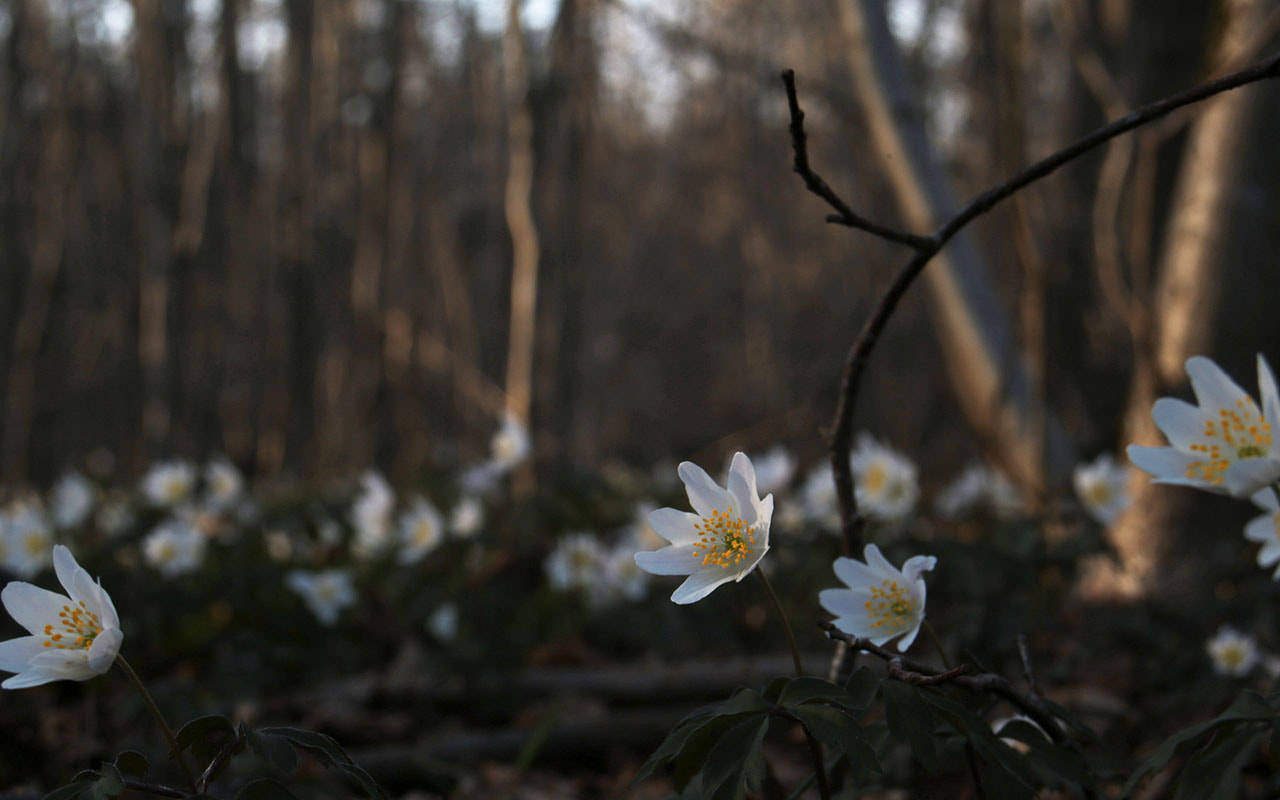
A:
138,457,248,579
545,529,650,608
934,462,1023,520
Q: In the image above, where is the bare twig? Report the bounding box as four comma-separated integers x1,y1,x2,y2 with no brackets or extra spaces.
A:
785,50,1280,551
887,658,969,686
1016,634,1040,699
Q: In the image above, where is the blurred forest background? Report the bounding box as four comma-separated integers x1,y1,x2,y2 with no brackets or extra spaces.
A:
3,0,1280,590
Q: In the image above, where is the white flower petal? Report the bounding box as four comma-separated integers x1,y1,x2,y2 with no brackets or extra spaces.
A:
1127,446,1224,491
1,583,73,636
862,544,895,575
87,627,123,673
896,620,924,651
727,453,760,526
1250,488,1279,512
1260,355,1280,459
1244,513,1276,544
0,636,46,674
1150,399,1209,451
1223,458,1280,497
678,461,733,517
2,669,66,690
1258,539,1280,569
670,569,738,605
1186,356,1250,411
52,546,84,602
901,555,937,584
647,508,701,546
732,545,769,582
818,588,860,619
634,545,702,576
832,556,884,589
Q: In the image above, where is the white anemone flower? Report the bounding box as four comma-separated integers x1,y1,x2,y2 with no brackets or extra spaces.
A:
1073,454,1131,525
1243,488,1280,579
490,412,531,472
545,532,608,594
350,470,394,558
450,496,485,539
728,445,795,497
397,497,445,565
819,544,936,651
2,502,54,579
634,453,773,605
141,460,197,507
286,569,356,626
142,519,206,579
1205,626,1259,677
1129,355,1280,497
595,539,649,606
798,463,840,531
50,471,95,529
851,434,919,521
204,457,244,511
427,602,459,641
0,545,123,689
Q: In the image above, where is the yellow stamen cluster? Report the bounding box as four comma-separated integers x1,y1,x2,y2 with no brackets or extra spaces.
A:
863,463,888,494
1218,645,1248,670
864,579,917,631
42,601,102,651
414,522,436,546
692,508,756,569
1185,399,1271,484
1085,482,1112,506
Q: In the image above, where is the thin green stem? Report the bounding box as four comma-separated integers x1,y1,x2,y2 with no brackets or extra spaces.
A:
755,567,803,676
116,655,198,793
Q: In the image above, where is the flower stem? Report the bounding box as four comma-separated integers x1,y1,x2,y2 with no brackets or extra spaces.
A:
920,622,986,798
755,567,803,676
116,655,198,793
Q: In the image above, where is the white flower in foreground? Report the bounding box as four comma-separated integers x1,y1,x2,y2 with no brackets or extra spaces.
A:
204,457,244,511
545,532,607,594
1073,454,1131,525
1129,355,1280,497
50,471,95,529
0,545,123,689
1243,489,1280,579
286,569,356,626
350,470,394,558
427,602,458,642
397,497,445,565
450,496,485,539
1206,626,1259,677
141,460,197,507
490,412,531,472
2,502,54,579
819,544,936,651
142,519,206,579
634,453,773,605
729,445,795,497
851,433,919,521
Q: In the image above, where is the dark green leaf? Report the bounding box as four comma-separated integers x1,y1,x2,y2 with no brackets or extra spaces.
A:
778,677,873,713
924,693,1037,792
234,779,301,800
880,680,936,772
843,667,881,711
997,719,1095,790
113,750,149,778
763,677,790,703
701,715,770,800
672,713,767,792
716,689,768,716
40,781,93,800
790,705,881,784
258,727,386,800
1174,727,1262,800
245,728,298,775
633,711,718,786
91,763,124,800
176,716,236,763
1122,690,1275,797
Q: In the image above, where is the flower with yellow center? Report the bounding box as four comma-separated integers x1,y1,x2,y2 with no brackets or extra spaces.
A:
0,545,123,689
1205,626,1259,677
1243,488,1280,580
1073,453,1131,525
141,460,197,507
819,544,935,651
1129,355,1280,497
397,497,445,565
634,453,773,605
851,433,919,521
286,569,356,626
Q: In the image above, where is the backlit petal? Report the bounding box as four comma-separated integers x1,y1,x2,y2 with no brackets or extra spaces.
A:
647,508,701,546
1150,399,1209,451
87,627,123,673
1223,458,1280,497
634,545,702,575
678,461,733,517
1186,356,1250,411
2,583,72,636
670,569,737,605
0,636,45,674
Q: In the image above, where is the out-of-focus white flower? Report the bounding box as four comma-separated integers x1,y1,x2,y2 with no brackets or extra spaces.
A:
96,493,136,538
427,602,458,641
596,540,648,606
490,412,530,472
634,453,773,605
316,517,344,547
1206,626,1260,677
1074,454,1131,525
50,471,95,529
204,457,244,511
819,544,936,651
0,545,123,689
626,501,666,551
458,462,501,495
350,470,394,558
729,446,795,497
449,496,484,539
141,460,197,507
142,519,206,579
851,434,919,521
934,463,1023,520
545,532,607,594
798,463,840,531
264,530,295,563
1244,489,1280,579
397,497,445,565
1130,355,1280,497
2,502,54,579
988,471,1025,519
286,569,356,626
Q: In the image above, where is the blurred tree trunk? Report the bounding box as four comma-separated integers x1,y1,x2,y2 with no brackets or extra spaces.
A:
836,0,1075,496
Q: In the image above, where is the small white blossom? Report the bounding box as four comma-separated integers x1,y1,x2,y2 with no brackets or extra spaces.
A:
350,470,394,558
1074,454,1131,525
95,493,136,538
264,530,295,563
427,602,458,642
1206,626,1260,677
934,463,1023,519
449,496,484,539
635,453,773,605
0,545,123,689
1243,489,1280,580
1129,355,1280,497
798,463,840,531
397,497,445,565
141,460,197,507
286,569,356,626
728,446,795,497
819,544,936,651
597,540,649,606
490,412,531,472
458,462,501,495
50,471,95,529
204,457,244,511
851,434,919,521
545,532,608,594
2,502,54,579
142,519,206,579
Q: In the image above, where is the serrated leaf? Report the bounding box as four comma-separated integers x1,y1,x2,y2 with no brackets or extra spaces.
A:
41,781,93,800
176,716,236,763
672,713,766,792
113,750,149,778
91,764,124,800
790,705,881,784
245,728,298,775
880,680,936,772
234,779,301,800
633,711,718,786
778,677,871,713
701,715,770,800
1174,726,1261,800
1122,690,1275,797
